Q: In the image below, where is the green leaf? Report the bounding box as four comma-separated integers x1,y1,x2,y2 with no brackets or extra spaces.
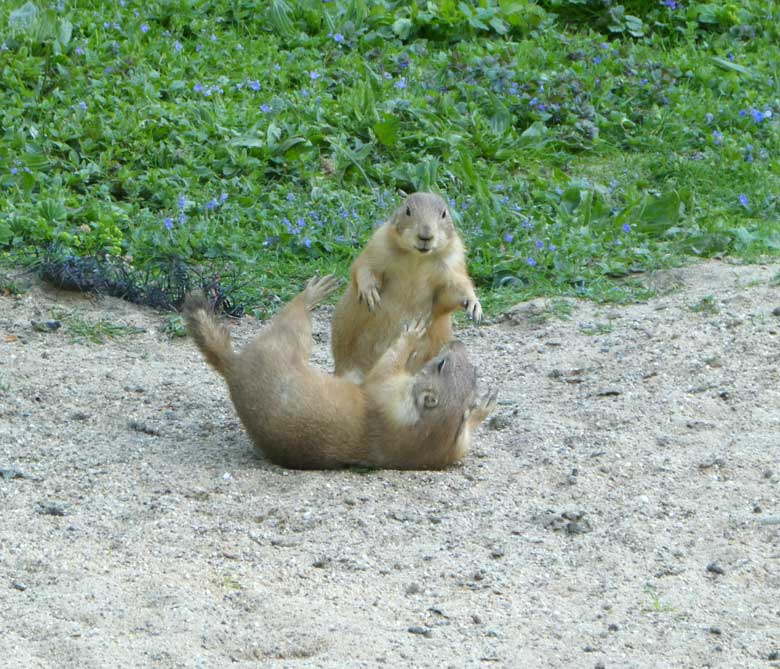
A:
518,121,549,148
9,2,39,33
488,17,509,34
392,17,412,39
230,135,265,149
635,192,680,234
710,56,756,78
59,18,72,46
268,0,294,36
374,115,400,147
488,102,511,136
38,199,67,224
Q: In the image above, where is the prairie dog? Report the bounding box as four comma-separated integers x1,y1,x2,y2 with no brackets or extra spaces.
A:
184,276,496,470
331,192,482,380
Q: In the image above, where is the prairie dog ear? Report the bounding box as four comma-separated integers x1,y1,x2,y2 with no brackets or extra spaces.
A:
422,392,439,409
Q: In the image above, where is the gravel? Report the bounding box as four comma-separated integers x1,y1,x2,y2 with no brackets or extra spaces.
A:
1,259,778,668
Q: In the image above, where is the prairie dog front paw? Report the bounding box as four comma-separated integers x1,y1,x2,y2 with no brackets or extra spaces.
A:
358,279,382,311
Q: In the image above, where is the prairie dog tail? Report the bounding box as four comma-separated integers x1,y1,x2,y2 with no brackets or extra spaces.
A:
183,293,235,375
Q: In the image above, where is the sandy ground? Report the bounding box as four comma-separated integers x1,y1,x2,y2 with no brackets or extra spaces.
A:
1,258,779,669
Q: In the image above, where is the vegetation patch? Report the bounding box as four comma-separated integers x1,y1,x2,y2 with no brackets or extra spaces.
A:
1,0,778,314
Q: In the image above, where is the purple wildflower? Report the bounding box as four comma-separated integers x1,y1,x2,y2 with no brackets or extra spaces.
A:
10,167,18,175
248,80,260,91
164,217,174,230
662,0,677,8
193,83,203,92
712,130,723,145
705,113,714,124
141,23,149,33
395,77,407,90
738,194,749,208
750,109,768,123
75,45,84,55
174,40,182,52
303,237,312,248
220,193,228,203
178,196,186,210
309,71,320,80
333,33,345,43
206,199,219,210
260,104,271,113
535,240,544,250
526,257,537,267
504,232,514,243
622,223,632,233
549,243,557,251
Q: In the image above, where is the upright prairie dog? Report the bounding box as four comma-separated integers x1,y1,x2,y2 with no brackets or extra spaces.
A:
331,192,482,380
184,276,496,470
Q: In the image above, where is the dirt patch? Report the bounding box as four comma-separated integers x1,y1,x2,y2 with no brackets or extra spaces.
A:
1,259,779,668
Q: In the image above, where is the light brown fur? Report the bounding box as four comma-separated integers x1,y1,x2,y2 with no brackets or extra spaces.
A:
184,276,495,470
331,192,481,380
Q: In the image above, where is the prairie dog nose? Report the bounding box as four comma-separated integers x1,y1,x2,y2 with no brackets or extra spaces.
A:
417,227,434,241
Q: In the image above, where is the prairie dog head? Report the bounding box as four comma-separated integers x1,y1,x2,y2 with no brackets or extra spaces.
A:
391,192,455,255
412,340,477,418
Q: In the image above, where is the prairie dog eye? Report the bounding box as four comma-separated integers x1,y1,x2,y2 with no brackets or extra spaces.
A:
441,210,447,219
422,393,439,409
406,206,411,216
436,358,447,374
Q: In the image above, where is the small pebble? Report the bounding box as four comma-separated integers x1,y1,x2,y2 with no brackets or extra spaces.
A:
405,583,421,595
12,581,27,591
31,320,61,332
771,306,780,317
706,562,725,575
37,502,66,517
608,623,619,632
709,626,722,635
768,650,780,661
407,625,432,638
487,414,511,430
472,614,483,625
764,469,774,479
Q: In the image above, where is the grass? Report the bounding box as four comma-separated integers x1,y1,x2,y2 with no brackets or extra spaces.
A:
1,0,779,315
162,313,187,338
579,321,614,336
53,309,146,343
689,294,719,314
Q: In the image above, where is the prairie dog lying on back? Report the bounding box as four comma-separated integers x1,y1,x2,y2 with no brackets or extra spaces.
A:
184,276,495,470
331,192,482,381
